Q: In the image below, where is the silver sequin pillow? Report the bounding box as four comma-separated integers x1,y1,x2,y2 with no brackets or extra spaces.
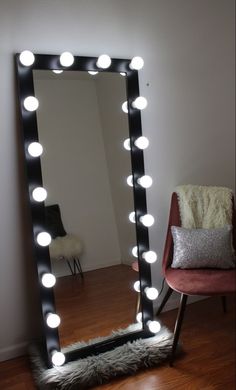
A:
171,225,235,269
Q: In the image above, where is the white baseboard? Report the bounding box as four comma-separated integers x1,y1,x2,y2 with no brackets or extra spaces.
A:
0,342,28,362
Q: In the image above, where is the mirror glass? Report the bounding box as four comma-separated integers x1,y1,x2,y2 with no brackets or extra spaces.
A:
33,70,139,347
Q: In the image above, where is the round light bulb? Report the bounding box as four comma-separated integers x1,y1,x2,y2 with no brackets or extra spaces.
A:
37,232,51,247
96,54,111,69
132,246,138,258
133,280,140,292
123,138,131,151
19,50,35,66
120,72,126,76
142,251,157,264
32,187,47,202
59,52,74,67
132,96,148,110
122,101,128,113
129,212,136,223
28,142,43,157
140,214,155,227
52,69,63,74
134,136,149,150
137,175,153,188
51,351,65,366
126,175,133,187
46,313,61,328
129,56,144,70
88,71,98,75
145,287,159,300
23,96,39,112
41,273,56,288
147,320,161,334
136,312,142,323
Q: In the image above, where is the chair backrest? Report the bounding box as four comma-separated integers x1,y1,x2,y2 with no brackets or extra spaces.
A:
162,192,236,273
45,204,67,239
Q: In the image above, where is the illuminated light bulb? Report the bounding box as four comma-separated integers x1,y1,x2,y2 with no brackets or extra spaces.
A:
51,351,65,366
140,214,155,227
145,287,159,300
19,50,35,66
28,142,43,157
134,136,149,150
96,54,111,69
133,281,140,292
37,232,51,247
41,273,56,288
142,251,157,264
120,72,126,76
123,138,131,151
129,56,144,70
88,71,98,75
122,101,128,113
132,96,148,110
147,320,161,333
52,70,63,74
23,96,39,112
129,212,136,223
59,51,74,67
46,313,61,328
137,175,153,188
126,175,133,187
32,187,47,202
136,312,142,323
132,246,138,258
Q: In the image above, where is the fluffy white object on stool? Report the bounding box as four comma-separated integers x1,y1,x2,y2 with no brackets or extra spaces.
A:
49,234,83,260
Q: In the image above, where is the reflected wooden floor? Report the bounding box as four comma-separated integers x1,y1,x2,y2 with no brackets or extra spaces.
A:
54,264,137,346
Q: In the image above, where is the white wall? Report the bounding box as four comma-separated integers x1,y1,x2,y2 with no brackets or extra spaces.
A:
0,0,234,361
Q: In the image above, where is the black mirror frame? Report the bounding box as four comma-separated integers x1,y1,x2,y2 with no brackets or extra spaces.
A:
15,53,154,368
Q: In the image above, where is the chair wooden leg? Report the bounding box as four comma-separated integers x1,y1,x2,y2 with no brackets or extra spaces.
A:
135,292,141,317
170,294,188,366
221,296,227,313
156,287,173,316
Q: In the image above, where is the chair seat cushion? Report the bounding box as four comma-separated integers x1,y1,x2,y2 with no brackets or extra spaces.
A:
49,234,83,260
165,267,236,295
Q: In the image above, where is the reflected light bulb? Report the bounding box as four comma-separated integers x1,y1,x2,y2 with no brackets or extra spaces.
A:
46,313,61,328
137,175,153,188
129,212,136,223
123,138,131,151
23,96,39,111
122,101,128,113
41,273,56,288
88,71,98,75
96,54,111,69
126,175,133,187
51,351,65,366
59,51,74,67
52,69,63,74
19,50,35,66
129,56,144,70
136,312,142,323
147,320,161,333
37,232,51,247
132,246,138,258
120,72,126,76
32,187,47,202
142,251,157,264
28,142,43,157
133,280,140,292
132,97,148,110
134,136,149,150
145,287,159,300
140,214,155,227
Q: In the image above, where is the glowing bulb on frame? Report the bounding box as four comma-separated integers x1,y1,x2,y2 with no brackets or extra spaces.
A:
32,187,47,202
140,214,155,227
129,56,144,70
147,320,161,333
41,273,56,288
59,52,74,67
133,281,140,292
23,96,39,112
37,232,51,247
96,54,111,69
46,313,61,328
134,136,149,150
126,175,133,187
52,70,63,74
136,312,142,323
145,287,159,300
142,251,157,264
51,351,65,366
19,50,35,66
132,97,148,110
129,212,136,223
88,71,98,75
137,175,153,188
122,101,128,113
132,246,138,258
28,142,43,157
123,138,131,151
120,72,126,76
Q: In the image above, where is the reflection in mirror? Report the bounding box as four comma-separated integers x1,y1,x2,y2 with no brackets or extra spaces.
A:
33,70,139,347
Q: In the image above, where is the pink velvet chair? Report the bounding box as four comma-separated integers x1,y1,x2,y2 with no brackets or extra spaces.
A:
156,192,236,365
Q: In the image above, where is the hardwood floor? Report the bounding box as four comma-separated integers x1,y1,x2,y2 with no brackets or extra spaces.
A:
0,265,235,389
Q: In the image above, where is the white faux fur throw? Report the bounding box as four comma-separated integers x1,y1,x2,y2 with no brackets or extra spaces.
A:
49,234,83,260
175,185,233,228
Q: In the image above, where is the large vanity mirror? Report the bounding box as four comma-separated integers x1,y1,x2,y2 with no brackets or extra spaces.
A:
16,52,158,368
